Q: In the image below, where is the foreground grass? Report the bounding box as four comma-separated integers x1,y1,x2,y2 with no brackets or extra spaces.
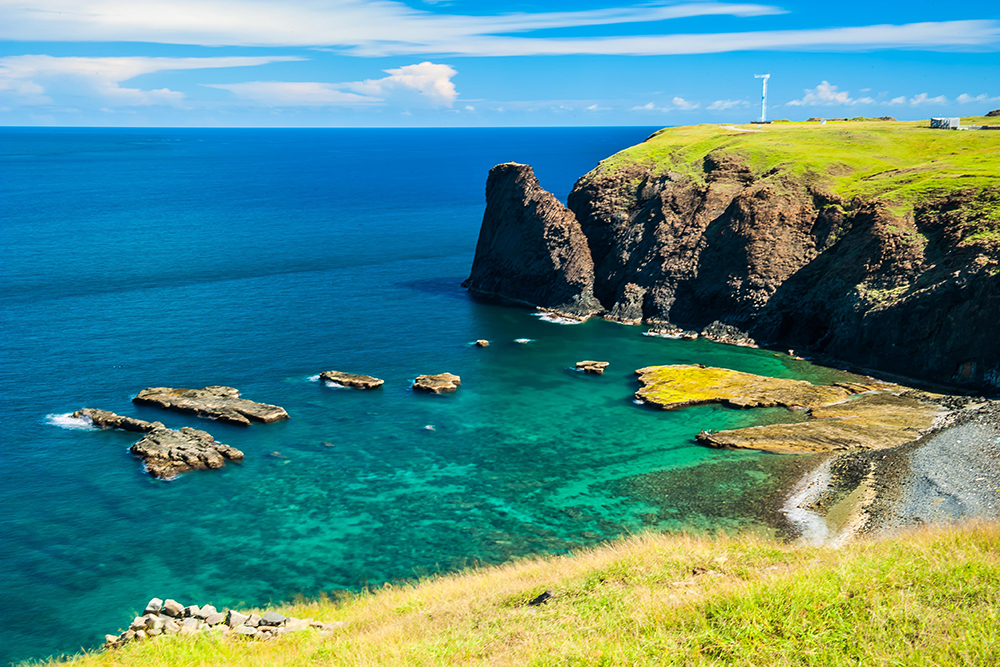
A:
41,521,1000,666
590,117,1000,216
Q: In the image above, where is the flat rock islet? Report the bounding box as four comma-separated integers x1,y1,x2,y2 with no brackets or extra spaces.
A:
413,373,462,394
576,360,609,375
73,408,243,479
318,371,384,389
132,386,289,426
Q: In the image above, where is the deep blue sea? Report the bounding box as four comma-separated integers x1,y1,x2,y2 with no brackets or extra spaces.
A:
0,127,847,665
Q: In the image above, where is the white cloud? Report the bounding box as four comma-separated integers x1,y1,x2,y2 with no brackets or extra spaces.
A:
464,104,475,111
786,81,855,106
956,93,988,104
203,81,379,106
0,2,995,56
708,99,748,111
887,96,907,105
0,55,301,107
908,92,949,106
631,102,666,112
672,96,699,110
345,62,458,107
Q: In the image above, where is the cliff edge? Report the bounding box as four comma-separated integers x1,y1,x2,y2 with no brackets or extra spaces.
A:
465,120,1000,390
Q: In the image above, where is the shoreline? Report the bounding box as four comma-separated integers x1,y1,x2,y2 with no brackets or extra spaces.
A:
777,398,1000,545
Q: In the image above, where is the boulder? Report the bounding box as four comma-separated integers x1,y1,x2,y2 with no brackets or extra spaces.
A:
183,605,199,618
196,604,217,619
143,598,163,615
204,612,225,626
475,340,490,347
225,610,249,628
413,373,462,394
260,611,287,626
319,371,384,389
245,613,261,628
162,599,184,617
133,386,289,426
576,360,609,375
234,625,257,637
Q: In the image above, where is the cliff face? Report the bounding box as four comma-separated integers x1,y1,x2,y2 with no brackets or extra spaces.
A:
463,163,602,319
465,140,1000,390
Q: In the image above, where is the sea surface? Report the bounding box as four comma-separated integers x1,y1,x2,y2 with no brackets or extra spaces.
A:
1,127,848,664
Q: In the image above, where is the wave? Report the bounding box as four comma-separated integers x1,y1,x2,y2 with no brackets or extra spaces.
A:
532,312,582,325
323,380,346,389
780,459,833,545
45,413,96,431
514,338,534,344
307,374,321,382
632,399,645,405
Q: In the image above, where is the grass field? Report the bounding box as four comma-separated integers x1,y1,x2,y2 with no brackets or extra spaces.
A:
39,521,1000,666
591,117,1000,216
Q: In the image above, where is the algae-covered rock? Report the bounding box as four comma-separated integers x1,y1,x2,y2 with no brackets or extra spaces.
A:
698,393,942,454
634,364,885,410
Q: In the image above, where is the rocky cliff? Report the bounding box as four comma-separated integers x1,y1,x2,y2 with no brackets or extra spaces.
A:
465,123,1000,390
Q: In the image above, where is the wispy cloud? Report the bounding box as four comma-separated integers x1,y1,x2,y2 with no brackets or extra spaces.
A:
707,99,749,111
0,2,995,56
0,55,301,107
631,97,699,112
206,62,460,108
786,81,873,106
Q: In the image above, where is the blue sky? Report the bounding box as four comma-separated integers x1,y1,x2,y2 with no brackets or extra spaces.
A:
1,0,997,126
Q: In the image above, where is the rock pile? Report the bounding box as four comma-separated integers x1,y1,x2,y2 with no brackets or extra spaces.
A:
413,373,462,394
576,360,609,375
133,386,289,426
73,409,243,479
319,371,384,389
102,597,345,650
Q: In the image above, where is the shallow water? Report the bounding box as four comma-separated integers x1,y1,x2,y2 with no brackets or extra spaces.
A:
1,127,848,664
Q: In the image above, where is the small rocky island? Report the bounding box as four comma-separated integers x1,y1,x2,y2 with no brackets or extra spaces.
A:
576,360,609,375
73,408,243,479
319,371,384,389
413,373,462,394
133,386,289,426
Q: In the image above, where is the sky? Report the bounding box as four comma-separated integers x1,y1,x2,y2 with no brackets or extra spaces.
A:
0,0,997,127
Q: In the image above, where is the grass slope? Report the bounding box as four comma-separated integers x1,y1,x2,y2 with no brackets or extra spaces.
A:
40,522,1000,666
592,118,1000,216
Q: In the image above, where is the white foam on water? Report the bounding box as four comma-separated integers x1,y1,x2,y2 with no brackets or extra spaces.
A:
780,459,833,545
323,380,346,389
532,312,582,325
633,399,645,405
45,413,96,431
514,338,534,344
424,425,436,431
306,374,321,382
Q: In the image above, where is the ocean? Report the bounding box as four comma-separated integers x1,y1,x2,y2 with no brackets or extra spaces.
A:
0,127,845,664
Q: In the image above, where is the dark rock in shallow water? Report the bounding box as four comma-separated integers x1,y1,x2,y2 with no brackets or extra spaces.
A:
413,373,462,394
133,386,289,426
318,371,384,389
463,163,603,320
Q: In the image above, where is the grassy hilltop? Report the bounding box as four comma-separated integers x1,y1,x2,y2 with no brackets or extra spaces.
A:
593,117,1000,220
40,522,1000,666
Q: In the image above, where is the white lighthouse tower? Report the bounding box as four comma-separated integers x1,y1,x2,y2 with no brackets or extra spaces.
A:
755,74,770,123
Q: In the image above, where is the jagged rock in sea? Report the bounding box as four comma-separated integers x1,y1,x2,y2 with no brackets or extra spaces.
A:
576,360,609,375
319,371,384,389
475,339,490,347
464,126,1000,389
133,386,289,425
463,163,602,321
413,373,462,394
74,408,243,478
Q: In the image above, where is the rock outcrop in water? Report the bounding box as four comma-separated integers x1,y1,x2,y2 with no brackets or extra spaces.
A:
463,163,602,321
413,373,462,394
465,144,1000,389
319,371,384,389
73,408,243,479
133,386,289,426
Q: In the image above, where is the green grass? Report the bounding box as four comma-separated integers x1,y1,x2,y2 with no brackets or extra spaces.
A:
35,521,1000,666
587,118,1000,215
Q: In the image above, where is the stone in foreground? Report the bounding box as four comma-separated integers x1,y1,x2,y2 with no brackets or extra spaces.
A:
698,393,942,454
133,386,289,426
318,371,384,389
413,373,462,394
576,360,609,375
635,364,888,410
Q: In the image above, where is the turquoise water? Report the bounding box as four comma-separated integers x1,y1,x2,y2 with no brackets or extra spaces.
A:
0,128,846,664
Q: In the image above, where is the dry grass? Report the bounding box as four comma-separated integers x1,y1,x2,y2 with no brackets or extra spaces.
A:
35,521,1000,666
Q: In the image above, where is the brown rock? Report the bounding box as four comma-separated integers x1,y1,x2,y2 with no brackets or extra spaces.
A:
475,340,490,347
130,426,243,480
576,360,609,375
413,373,462,394
318,371,384,389
74,409,162,433
133,386,288,426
